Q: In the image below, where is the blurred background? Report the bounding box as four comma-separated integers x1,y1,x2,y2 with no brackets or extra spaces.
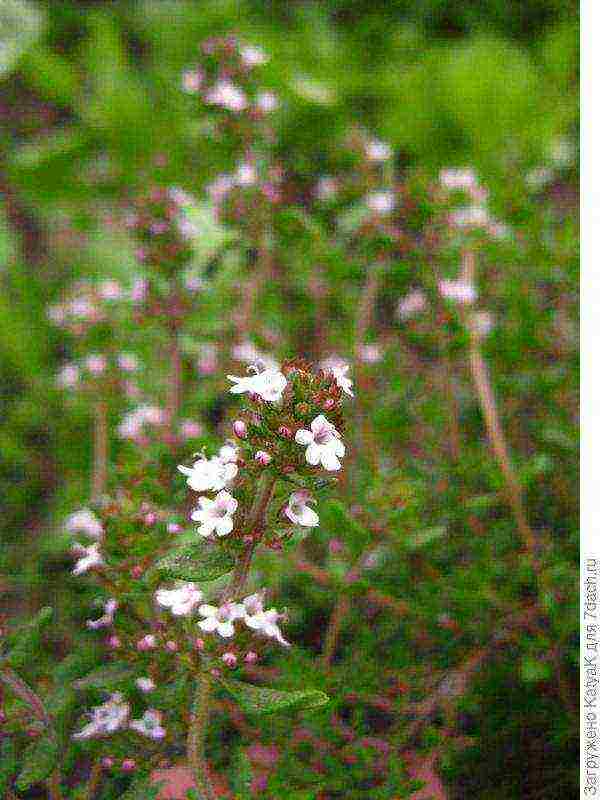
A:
0,1,578,798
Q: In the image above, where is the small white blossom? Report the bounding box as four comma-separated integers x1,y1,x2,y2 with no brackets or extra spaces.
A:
295,415,345,471
365,139,392,162
218,443,238,464
321,359,354,397
198,602,238,638
182,69,203,94
284,490,319,527
155,583,203,616
235,161,258,186
98,280,122,300
117,353,138,372
449,205,490,229
358,343,382,364
244,608,290,647
207,174,234,204
205,80,247,112
87,599,118,629
397,289,428,320
191,490,238,538
135,677,155,693
234,590,266,620
438,279,477,305
72,543,104,576
129,709,166,740
240,44,268,67
178,455,238,493
315,176,338,201
65,508,103,539
366,191,395,214
227,368,287,403
256,91,279,112
57,363,80,388
73,693,129,740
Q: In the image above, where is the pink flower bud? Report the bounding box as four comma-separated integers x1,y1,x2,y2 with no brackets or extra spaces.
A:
255,450,272,466
328,538,344,555
195,637,205,650
121,759,136,772
165,640,179,652
244,651,258,664
130,565,144,579
167,522,181,534
278,425,292,439
102,757,114,769
222,652,237,667
210,668,220,678
322,398,336,411
107,636,121,649
233,419,248,439
144,512,157,526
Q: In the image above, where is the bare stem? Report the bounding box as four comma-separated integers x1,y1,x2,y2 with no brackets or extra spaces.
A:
91,400,109,502
223,472,277,602
321,595,350,667
187,672,215,800
166,328,183,434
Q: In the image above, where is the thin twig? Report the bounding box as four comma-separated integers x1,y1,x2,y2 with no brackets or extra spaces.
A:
91,400,109,502
187,672,216,800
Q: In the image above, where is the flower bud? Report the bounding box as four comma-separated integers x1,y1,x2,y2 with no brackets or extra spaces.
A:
137,634,157,651
255,450,272,466
322,398,336,411
122,759,136,772
295,402,310,416
278,425,293,439
222,652,237,667
130,565,144,579
195,637,205,650
107,635,121,649
165,640,179,652
244,651,258,664
102,757,114,769
233,420,248,439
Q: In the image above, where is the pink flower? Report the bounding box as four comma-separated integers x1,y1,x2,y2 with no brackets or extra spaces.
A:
284,490,319,527
295,415,345,471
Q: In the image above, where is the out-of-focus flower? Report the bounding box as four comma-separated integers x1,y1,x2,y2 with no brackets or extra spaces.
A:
156,583,203,616
295,415,345,471
438,279,477,305
85,354,107,375
135,677,155,693
256,91,279,113
315,176,338,201
284,490,319,527
87,599,118,629
117,353,139,372
358,343,382,363
179,419,203,439
449,205,490,228
65,508,103,539
366,191,395,214
73,693,129,740
397,289,428,320
130,709,166,740
365,139,392,162
320,358,354,397
182,68,203,94
72,543,104,575
205,80,247,112
57,363,80,388
240,44,268,67
191,490,238,538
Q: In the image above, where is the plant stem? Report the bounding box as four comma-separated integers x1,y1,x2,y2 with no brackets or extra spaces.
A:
166,327,182,435
223,472,277,602
187,672,215,800
91,400,109,502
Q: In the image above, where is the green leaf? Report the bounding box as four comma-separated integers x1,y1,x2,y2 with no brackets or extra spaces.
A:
0,739,17,795
221,678,329,716
155,542,234,583
0,0,44,78
4,606,53,669
16,735,58,791
74,662,136,691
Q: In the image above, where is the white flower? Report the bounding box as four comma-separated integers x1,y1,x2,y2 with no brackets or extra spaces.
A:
365,139,392,162
118,405,166,440
135,677,155,693
207,174,234,203
181,69,203,94
234,590,266,619
198,602,238,638
235,161,258,186
178,456,238,493
256,91,278,112
366,191,395,214
87,598,118,629
85,354,106,375
65,508,103,539
191,490,238,538
227,368,287,402
315,176,338,201
72,543,104,576
98,280,122,300
117,353,139,372
155,583,203,616
321,360,354,397
57,363,80,388
439,168,479,194
244,608,290,647
73,693,129,740
205,80,247,112
397,289,428,320
130,709,166,740
284,490,319,527
240,44,268,67
438,279,477,305
295,415,345,471
449,205,490,228
358,343,382,364
218,443,238,464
